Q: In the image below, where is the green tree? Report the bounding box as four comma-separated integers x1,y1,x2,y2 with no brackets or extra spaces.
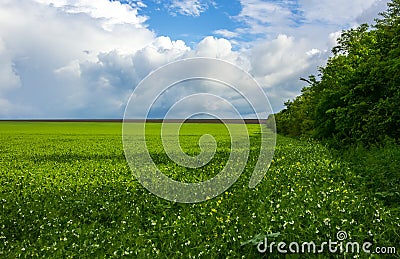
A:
273,0,400,148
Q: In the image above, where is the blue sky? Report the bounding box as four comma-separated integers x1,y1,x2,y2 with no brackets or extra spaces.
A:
138,0,242,44
0,0,390,119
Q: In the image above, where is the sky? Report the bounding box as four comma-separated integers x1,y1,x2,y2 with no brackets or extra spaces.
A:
0,0,390,119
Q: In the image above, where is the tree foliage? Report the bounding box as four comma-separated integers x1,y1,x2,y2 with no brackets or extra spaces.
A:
270,0,400,148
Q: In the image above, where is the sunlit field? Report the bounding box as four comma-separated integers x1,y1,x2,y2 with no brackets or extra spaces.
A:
0,122,398,258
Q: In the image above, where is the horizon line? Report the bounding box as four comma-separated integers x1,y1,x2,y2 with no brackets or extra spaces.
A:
0,119,267,124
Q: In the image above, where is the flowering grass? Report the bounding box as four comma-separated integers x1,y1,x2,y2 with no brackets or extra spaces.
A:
0,122,398,258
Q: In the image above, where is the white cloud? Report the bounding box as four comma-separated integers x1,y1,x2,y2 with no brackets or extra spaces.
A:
306,48,323,57
132,36,190,79
0,98,25,118
0,39,20,93
2,0,248,119
191,36,251,71
235,0,296,36
195,37,234,59
299,0,388,26
234,0,389,38
51,36,192,118
124,58,273,120
32,0,148,30
0,0,155,118
328,31,342,47
355,0,390,24
213,29,239,39
0,0,392,118
243,32,332,111
221,0,389,112
249,34,323,87
168,0,214,17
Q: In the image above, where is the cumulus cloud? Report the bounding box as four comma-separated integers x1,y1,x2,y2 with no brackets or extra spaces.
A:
0,0,245,119
247,34,329,107
192,36,251,71
195,37,234,59
50,36,192,118
32,0,148,30
0,0,155,118
132,36,190,79
0,0,391,118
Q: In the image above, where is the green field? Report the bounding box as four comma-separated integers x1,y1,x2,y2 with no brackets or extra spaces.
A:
0,122,398,258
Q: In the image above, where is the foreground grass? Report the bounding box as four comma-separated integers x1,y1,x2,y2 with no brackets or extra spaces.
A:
0,122,398,258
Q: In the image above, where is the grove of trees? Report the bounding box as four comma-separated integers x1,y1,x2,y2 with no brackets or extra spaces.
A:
269,0,400,148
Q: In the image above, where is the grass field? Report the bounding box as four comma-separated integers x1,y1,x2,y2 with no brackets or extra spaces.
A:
0,122,399,258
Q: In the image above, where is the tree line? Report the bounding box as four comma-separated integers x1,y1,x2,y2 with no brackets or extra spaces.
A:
267,0,400,148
